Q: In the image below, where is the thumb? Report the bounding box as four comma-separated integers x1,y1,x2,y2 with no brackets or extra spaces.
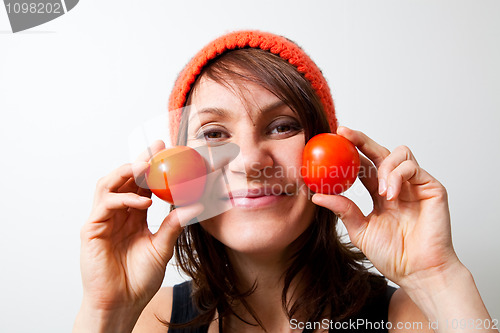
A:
312,193,367,245
151,203,204,264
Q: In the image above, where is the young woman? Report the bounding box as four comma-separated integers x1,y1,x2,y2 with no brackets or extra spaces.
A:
73,31,497,333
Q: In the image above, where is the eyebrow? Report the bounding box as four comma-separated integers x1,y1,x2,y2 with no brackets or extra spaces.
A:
189,100,287,122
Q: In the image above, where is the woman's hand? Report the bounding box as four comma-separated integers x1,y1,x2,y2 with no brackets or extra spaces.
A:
74,141,203,332
311,127,460,288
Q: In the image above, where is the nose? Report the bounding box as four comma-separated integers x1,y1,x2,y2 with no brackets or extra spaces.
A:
228,137,274,179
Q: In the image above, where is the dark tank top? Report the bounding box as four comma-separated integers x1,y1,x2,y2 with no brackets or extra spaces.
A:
168,280,397,333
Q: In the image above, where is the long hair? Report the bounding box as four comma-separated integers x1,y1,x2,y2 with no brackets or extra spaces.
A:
167,48,386,331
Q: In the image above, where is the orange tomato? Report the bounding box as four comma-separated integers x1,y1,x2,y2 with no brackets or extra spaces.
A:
146,146,207,205
302,133,360,195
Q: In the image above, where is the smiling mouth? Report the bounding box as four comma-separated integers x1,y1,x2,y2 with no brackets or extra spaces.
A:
228,186,295,198
220,186,296,209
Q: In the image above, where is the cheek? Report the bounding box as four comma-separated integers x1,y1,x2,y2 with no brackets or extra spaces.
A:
273,137,306,184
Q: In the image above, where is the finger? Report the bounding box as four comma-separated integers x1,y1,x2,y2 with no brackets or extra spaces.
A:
137,185,152,199
337,126,390,168
130,161,150,190
151,203,205,264
97,163,136,193
386,160,434,201
132,141,165,188
134,140,166,163
89,192,152,222
358,154,379,201
312,193,367,245
126,186,153,221
117,177,139,194
377,145,419,197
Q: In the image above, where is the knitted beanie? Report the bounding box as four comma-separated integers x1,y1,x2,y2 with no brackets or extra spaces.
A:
168,30,337,144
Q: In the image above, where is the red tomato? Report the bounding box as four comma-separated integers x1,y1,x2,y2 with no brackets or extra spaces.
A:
302,133,360,195
145,146,207,206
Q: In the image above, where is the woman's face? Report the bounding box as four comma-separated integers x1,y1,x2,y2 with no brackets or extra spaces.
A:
186,76,316,256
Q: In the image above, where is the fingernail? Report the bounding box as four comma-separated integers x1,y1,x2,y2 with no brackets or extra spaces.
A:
337,126,348,135
379,179,387,195
311,193,324,204
386,186,394,200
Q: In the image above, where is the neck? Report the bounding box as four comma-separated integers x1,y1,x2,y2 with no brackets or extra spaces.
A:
228,248,291,290
223,245,308,332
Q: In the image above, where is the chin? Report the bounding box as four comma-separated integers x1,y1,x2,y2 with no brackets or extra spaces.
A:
200,198,316,256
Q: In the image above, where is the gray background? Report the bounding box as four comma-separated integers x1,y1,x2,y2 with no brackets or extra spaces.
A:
4,0,65,33
0,0,499,331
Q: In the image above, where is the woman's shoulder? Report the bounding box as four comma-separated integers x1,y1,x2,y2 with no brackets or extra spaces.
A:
133,280,431,332
133,286,174,332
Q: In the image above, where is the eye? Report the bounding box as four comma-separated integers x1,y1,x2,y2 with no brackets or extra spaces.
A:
268,119,302,136
196,126,229,141
205,131,223,139
274,124,292,133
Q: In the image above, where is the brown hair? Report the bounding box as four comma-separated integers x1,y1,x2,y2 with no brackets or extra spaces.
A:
168,48,386,331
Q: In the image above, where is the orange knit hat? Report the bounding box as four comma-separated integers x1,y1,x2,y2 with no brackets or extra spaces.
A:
168,30,337,144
